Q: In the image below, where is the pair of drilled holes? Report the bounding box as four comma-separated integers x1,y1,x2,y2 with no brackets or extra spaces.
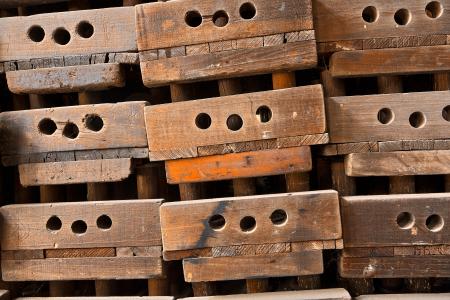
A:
396,212,444,232
38,114,104,139
46,214,112,234
195,105,272,131
185,2,256,28
28,21,94,45
377,106,450,128
362,1,443,25
208,209,288,233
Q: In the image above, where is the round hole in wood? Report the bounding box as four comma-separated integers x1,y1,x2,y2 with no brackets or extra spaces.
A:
195,113,212,129
396,212,415,229
240,216,256,232
226,114,243,131
71,220,87,234
377,108,394,124
46,216,62,232
62,122,79,139
38,118,57,135
28,25,45,42
76,21,94,38
208,214,226,230
426,214,444,232
409,111,426,128
270,209,288,226
53,27,71,45
213,10,229,27
84,114,104,131
442,105,450,121
239,2,256,19
394,8,411,25
185,10,202,27
96,215,112,230
362,6,379,23
426,1,443,18
256,105,272,123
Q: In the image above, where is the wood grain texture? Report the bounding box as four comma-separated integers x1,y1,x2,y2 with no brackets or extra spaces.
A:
1,199,162,250
345,150,450,176
136,0,312,50
160,190,340,252
17,298,172,300
341,193,449,247
19,158,133,186
183,251,323,282
146,85,325,160
0,7,136,61
0,101,147,155
7,63,125,94
165,147,312,183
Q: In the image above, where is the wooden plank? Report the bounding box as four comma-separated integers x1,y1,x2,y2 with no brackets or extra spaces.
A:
1,199,162,250
19,158,133,186
0,7,136,61
0,291,8,300
136,0,312,50
146,85,325,160
356,293,450,299
45,248,116,258
140,41,317,87
165,147,312,184
160,190,340,252
17,298,172,300
327,90,450,143
330,46,450,78
7,63,125,94
183,251,323,282
0,0,67,8
345,150,450,176
341,193,450,247
0,101,147,156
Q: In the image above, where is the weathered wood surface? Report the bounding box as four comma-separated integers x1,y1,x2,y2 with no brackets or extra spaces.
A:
0,101,147,155
0,7,136,61
17,298,172,300
345,151,450,176
160,190,340,252
327,91,450,143
7,63,125,94
341,194,449,247
165,147,311,183
146,85,325,160
356,293,450,299
1,199,162,250
19,158,133,186
0,0,66,7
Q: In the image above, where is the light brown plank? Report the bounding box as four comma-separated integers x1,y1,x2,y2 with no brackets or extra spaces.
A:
45,247,116,258
17,298,172,300
356,293,450,299
7,64,125,94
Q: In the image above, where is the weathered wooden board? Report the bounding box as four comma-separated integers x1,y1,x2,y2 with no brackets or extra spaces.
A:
18,298,172,300
136,0,312,50
19,158,133,186
0,7,136,61
183,251,323,282
1,199,162,250
146,85,325,160
160,190,340,252
356,293,450,299
165,147,311,183
0,291,8,300
341,194,449,247
345,150,450,176
0,101,147,156
327,91,450,143
7,63,125,94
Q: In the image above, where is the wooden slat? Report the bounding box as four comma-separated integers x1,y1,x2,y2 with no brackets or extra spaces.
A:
136,0,312,50
45,248,116,258
345,150,450,176
146,85,325,160
19,158,133,186
6,64,125,94
183,251,323,282
356,293,450,299
160,190,340,252
17,298,172,300
0,101,147,156
1,199,162,250
341,193,450,247
0,7,136,61
165,147,311,184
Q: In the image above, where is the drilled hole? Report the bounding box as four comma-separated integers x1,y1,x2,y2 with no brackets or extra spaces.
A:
426,214,444,232
226,114,243,131
195,113,212,129
426,1,443,18
28,25,45,42
185,10,202,27
53,27,71,45
442,105,450,121
362,6,379,23
213,10,229,27
208,214,226,230
377,108,394,124
256,105,272,123
62,122,79,139
71,220,87,234
84,114,103,132
46,216,62,232
394,8,411,25
396,212,415,229
96,215,112,230
76,21,94,38
240,216,256,232
270,209,288,226
38,118,57,135
240,2,256,19
409,111,426,128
